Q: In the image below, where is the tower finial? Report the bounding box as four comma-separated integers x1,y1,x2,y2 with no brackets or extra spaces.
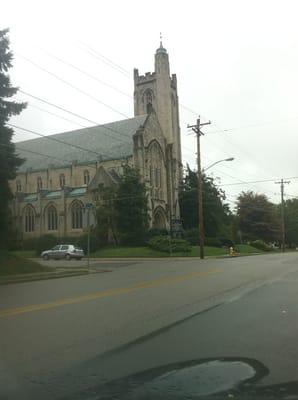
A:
156,33,167,54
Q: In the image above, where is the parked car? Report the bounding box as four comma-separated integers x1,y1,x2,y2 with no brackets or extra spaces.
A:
41,245,84,260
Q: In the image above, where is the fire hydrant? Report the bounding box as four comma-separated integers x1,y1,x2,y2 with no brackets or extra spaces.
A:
229,246,236,257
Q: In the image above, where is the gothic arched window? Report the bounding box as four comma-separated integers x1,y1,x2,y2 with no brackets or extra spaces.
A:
148,141,164,199
146,91,153,105
24,206,35,232
144,90,153,113
71,202,83,229
84,170,90,185
16,180,22,192
37,176,42,191
47,205,58,231
59,174,65,188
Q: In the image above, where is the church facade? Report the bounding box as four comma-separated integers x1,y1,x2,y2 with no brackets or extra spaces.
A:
10,43,182,240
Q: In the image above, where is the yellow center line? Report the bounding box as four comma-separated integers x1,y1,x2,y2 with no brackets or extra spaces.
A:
0,268,222,319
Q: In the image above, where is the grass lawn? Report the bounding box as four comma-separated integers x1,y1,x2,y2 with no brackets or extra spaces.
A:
235,244,264,254
0,251,51,276
189,246,228,257
10,250,36,258
90,244,264,258
91,246,170,258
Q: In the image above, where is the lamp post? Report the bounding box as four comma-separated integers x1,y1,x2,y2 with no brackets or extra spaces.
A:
203,157,234,172
199,157,234,259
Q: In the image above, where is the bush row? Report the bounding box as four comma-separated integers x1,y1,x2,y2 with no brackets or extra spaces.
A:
183,228,234,248
250,240,272,252
148,236,191,253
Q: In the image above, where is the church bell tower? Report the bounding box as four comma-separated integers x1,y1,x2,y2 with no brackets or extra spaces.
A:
133,41,182,221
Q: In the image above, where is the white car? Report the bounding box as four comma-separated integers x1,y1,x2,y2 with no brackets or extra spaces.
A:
41,244,84,260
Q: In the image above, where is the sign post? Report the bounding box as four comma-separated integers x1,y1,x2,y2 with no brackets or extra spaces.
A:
84,203,94,271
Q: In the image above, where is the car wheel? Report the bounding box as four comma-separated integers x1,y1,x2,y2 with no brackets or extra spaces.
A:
65,254,71,261
43,254,49,261
76,258,82,261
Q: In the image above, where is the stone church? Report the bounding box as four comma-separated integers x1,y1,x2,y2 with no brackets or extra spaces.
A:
10,42,182,240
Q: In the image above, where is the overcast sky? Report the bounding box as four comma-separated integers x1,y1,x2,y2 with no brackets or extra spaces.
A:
2,0,298,208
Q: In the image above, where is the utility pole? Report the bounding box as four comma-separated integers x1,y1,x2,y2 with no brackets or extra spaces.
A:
188,117,211,259
275,179,290,253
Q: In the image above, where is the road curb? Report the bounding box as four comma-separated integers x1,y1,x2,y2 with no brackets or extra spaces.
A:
0,269,91,285
86,253,264,262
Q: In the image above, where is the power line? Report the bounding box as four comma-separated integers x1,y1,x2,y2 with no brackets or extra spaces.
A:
78,42,131,77
17,53,130,119
219,177,298,187
8,123,112,160
16,48,291,193
20,91,197,169
0,141,84,167
22,47,267,183
179,102,282,182
207,116,298,134
18,90,134,142
27,103,88,128
44,45,206,154
209,166,279,198
19,90,99,125
40,49,132,99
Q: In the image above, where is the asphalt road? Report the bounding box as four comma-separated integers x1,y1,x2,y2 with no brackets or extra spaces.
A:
1,253,298,399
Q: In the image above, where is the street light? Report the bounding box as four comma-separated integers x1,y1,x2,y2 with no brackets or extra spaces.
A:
203,157,235,172
199,156,234,260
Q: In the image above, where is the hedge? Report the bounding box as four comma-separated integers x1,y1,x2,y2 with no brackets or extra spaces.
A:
148,236,191,253
250,240,272,252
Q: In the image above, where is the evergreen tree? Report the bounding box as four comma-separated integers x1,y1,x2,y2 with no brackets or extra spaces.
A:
115,165,149,245
0,29,26,248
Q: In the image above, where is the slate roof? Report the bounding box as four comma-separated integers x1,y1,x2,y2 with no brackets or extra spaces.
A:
45,190,62,200
69,187,87,197
15,115,148,173
23,193,38,202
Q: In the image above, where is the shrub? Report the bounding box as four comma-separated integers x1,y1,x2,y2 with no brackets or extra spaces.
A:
35,234,58,255
204,237,222,248
184,229,224,248
76,234,100,253
148,236,191,253
184,228,199,245
22,238,39,251
218,238,235,248
250,240,272,252
147,228,169,239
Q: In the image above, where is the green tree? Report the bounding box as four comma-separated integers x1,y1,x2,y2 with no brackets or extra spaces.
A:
0,29,26,248
235,191,279,242
96,185,119,245
115,165,149,245
179,165,232,237
284,198,298,248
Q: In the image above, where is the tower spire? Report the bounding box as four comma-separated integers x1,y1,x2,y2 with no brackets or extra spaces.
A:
156,33,167,54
